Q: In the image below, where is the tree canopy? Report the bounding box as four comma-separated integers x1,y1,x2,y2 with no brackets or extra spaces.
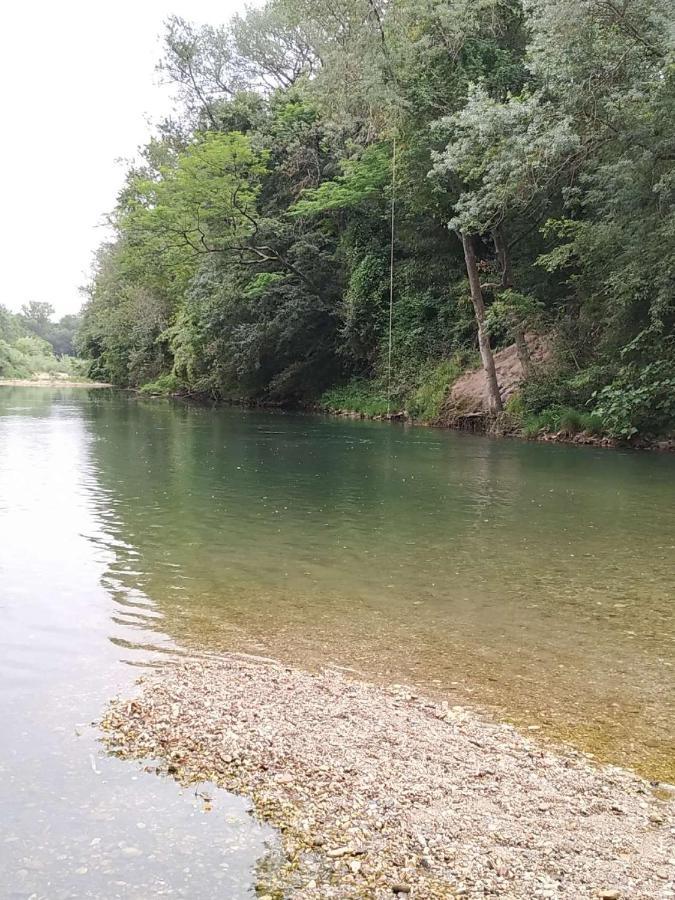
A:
79,0,675,439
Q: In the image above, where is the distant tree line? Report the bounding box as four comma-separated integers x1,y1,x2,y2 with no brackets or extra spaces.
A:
78,0,674,440
0,302,82,378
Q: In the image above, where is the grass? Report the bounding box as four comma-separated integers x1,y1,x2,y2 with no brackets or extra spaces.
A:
407,356,467,422
319,380,391,417
522,405,605,439
321,352,476,423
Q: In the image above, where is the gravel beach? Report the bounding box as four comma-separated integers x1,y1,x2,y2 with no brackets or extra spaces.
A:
100,653,675,899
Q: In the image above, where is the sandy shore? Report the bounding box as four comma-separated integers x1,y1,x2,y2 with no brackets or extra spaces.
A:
100,653,674,899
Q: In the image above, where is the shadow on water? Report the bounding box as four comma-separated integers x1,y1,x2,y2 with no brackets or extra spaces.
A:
0,387,277,900
73,390,675,781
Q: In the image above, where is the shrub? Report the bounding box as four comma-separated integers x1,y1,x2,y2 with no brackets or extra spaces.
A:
592,358,675,439
139,372,184,395
520,364,613,416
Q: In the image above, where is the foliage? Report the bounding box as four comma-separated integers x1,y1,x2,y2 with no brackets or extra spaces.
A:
592,355,675,440
407,355,472,422
319,380,391,418
0,304,84,379
522,406,604,439
139,373,185,395
77,0,675,441
291,145,391,216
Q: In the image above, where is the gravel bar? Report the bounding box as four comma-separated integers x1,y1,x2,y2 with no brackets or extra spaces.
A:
100,653,675,899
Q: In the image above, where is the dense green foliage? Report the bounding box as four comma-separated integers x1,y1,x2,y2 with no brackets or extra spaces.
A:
0,304,84,379
80,0,674,440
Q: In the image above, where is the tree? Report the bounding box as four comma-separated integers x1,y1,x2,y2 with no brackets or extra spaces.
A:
77,0,675,439
20,301,55,331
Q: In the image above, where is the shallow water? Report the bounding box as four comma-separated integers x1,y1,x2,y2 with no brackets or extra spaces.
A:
0,388,276,900
0,388,673,891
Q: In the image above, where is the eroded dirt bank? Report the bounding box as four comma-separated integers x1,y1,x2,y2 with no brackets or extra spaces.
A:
101,653,674,900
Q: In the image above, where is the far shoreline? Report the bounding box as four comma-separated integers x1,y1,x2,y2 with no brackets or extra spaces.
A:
0,377,112,388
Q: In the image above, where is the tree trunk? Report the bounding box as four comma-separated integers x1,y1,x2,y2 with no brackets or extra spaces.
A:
492,226,513,289
514,327,532,379
460,232,503,414
493,227,532,379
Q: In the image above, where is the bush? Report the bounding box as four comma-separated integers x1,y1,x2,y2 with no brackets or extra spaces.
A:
592,358,675,439
139,373,184,395
519,364,612,415
0,334,86,380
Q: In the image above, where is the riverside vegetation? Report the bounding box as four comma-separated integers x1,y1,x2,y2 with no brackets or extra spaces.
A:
0,302,85,381
76,0,675,445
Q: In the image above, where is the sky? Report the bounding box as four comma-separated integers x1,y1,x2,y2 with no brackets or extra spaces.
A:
1,0,252,318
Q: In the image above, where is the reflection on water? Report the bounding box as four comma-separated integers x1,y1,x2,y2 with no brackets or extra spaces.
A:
83,391,673,779
1,384,673,854
0,388,275,899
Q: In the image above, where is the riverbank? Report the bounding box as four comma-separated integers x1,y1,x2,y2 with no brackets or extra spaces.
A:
134,386,675,451
0,377,112,387
101,653,675,900
313,405,675,452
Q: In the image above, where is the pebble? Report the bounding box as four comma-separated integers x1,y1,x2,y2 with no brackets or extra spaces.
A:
101,654,675,900
326,846,351,858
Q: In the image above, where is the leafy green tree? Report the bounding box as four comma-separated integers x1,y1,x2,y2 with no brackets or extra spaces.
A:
77,0,675,439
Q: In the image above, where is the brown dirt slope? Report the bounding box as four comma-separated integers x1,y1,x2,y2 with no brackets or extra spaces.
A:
438,336,549,425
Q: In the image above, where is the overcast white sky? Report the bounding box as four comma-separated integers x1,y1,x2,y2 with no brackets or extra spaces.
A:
1,0,251,318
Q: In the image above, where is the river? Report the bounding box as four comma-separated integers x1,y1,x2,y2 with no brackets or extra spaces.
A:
1,386,673,897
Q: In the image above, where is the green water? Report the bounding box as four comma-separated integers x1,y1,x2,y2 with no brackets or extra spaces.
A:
0,387,277,899
2,388,674,787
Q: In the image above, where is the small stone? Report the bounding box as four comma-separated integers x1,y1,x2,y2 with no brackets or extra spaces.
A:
391,883,411,895
598,891,620,899
326,846,351,858
656,868,671,880
653,782,675,797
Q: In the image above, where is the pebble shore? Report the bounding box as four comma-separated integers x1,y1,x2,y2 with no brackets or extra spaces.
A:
100,653,675,899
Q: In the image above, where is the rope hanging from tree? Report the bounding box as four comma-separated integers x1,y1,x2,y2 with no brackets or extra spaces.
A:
387,137,396,416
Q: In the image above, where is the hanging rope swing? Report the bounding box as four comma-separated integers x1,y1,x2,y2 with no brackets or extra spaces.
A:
387,136,396,416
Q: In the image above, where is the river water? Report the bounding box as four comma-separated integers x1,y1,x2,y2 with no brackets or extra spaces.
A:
1,386,673,895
